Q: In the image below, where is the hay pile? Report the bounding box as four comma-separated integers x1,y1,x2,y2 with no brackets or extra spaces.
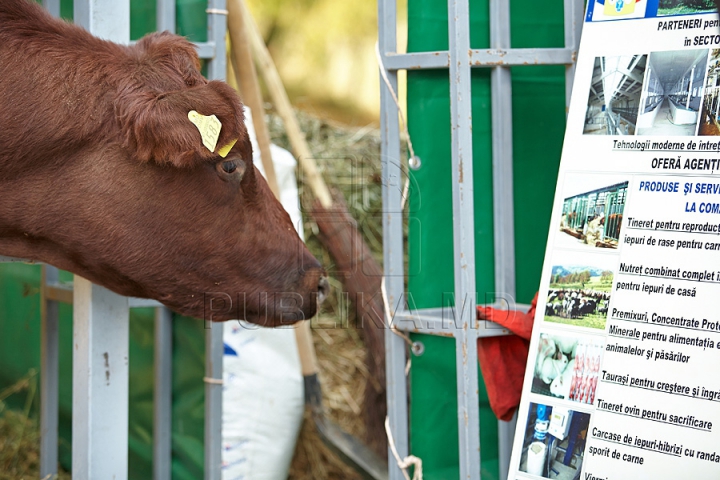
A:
0,370,70,480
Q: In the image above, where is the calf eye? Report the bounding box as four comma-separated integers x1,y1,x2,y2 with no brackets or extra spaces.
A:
216,158,246,181
221,160,237,173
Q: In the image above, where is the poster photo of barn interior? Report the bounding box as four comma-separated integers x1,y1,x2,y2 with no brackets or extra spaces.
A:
531,332,605,405
544,250,616,331
557,175,628,250
516,402,592,479
636,49,708,136
699,49,720,136
583,55,647,135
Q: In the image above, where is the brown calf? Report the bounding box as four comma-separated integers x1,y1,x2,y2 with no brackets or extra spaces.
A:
0,0,327,325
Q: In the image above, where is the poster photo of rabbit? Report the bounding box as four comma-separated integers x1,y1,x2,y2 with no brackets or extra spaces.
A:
531,332,606,405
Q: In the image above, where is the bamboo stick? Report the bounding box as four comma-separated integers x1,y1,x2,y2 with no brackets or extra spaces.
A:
236,0,333,208
226,0,280,198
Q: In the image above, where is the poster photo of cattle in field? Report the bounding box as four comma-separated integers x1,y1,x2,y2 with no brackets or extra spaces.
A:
557,175,628,250
545,257,615,330
657,0,717,16
531,332,605,405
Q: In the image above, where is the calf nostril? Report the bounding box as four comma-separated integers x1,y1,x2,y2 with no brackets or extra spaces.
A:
317,276,330,304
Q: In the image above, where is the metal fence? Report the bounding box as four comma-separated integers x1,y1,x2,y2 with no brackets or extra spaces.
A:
378,1,584,479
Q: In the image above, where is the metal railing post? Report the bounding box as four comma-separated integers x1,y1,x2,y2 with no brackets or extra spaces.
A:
204,3,227,479
447,1,481,478
40,265,60,479
71,277,131,479
154,306,173,480
378,0,409,477
71,2,130,479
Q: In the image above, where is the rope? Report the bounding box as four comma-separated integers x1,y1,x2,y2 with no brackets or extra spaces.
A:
375,42,415,211
385,416,423,480
377,42,424,480
380,277,413,348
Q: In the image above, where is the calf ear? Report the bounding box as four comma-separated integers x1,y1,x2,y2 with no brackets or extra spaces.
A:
115,81,248,167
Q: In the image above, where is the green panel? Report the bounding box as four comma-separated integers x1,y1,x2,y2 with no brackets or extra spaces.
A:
131,0,157,40
60,0,73,19
409,335,499,480
407,0,567,478
177,0,208,43
511,65,566,302
0,264,207,479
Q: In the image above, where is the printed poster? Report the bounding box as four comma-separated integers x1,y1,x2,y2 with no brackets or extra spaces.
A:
509,1,720,479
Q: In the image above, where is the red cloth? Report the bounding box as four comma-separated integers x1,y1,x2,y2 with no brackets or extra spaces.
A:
476,293,537,421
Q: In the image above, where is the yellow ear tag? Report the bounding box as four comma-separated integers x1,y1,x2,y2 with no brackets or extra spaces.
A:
217,138,238,158
188,110,222,153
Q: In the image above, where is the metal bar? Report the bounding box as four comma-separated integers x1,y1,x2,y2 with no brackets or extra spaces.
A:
0,256,30,263
44,281,164,308
72,277,130,479
487,1,518,466
379,0,408,477
447,0,480,478
126,41,214,59
156,0,176,33
498,413,518,480
42,0,61,17
490,0,517,308
471,48,575,67
71,4,130,479
392,303,531,337
74,0,130,44
40,265,59,479
487,13,519,467
204,323,223,480
129,297,164,308
204,4,226,479
382,48,575,71
195,42,216,60
383,51,450,70
206,1,227,82
154,307,173,480
564,0,584,110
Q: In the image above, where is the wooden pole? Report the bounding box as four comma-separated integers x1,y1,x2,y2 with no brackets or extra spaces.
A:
226,0,279,197
235,0,333,208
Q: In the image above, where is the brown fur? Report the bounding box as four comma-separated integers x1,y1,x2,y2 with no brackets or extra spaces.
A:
0,0,325,325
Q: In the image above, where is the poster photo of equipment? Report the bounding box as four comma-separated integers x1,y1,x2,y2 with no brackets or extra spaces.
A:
698,49,720,135
583,55,646,135
544,251,616,331
516,402,592,479
531,332,605,405
636,49,708,135
558,175,628,250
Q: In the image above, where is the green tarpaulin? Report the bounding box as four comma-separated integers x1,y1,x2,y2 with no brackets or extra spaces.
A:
406,0,568,478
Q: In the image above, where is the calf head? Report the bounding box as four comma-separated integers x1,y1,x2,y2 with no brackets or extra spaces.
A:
0,5,326,325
